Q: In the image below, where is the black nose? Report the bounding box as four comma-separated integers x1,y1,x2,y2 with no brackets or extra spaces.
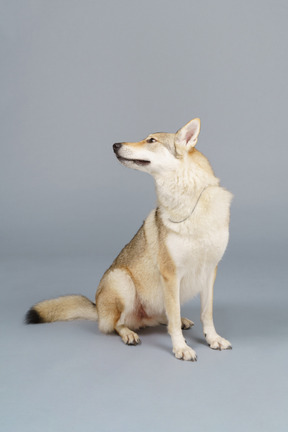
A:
113,142,122,153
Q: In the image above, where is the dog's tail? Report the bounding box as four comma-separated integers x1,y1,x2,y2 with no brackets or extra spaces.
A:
25,295,98,324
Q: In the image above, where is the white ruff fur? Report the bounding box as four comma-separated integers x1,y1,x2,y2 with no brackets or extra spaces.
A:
155,154,232,304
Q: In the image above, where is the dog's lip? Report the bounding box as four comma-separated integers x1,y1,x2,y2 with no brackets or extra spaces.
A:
116,155,150,166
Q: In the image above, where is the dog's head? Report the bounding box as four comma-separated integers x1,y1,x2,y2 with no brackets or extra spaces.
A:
113,118,201,176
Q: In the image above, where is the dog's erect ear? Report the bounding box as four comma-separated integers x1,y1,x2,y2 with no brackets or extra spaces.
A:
175,118,201,152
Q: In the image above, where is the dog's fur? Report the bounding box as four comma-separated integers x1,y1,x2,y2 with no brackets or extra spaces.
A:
26,118,233,361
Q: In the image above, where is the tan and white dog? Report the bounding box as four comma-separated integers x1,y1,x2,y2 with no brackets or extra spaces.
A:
26,118,233,361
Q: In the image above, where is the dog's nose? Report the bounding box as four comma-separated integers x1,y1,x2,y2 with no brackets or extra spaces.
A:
113,143,122,153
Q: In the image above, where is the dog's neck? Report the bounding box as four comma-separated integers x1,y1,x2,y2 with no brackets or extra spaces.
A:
167,186,209,223
154,167,219,224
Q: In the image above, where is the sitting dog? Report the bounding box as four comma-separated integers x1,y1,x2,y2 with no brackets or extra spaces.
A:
26,118,233,361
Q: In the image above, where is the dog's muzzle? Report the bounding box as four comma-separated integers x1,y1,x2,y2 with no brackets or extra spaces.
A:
113,142,150,166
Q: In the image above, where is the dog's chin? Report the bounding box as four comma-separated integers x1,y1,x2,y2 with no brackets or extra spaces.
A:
117,156,150,167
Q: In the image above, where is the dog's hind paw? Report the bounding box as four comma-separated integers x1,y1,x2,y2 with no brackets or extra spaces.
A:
173,345,197,361
181,317,194,330
122,330,141,346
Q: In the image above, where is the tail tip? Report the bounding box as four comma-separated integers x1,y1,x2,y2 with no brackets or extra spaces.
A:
25,308,43,324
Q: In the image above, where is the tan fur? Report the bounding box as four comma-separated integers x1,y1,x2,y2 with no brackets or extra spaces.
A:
32,295,97,322
26,118,232,361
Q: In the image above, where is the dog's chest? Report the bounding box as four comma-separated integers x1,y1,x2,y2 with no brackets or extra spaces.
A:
166,187,231,277
167,228,227,274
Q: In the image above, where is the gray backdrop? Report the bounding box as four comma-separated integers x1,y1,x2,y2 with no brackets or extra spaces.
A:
1,1,288,431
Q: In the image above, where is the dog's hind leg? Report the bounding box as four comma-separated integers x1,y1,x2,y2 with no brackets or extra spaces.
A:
96,268,141,345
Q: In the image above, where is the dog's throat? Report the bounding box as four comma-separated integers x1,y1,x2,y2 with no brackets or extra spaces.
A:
168,187,209,224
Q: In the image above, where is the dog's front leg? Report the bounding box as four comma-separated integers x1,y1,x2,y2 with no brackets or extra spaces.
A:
162,276,197,361
201,267,232,350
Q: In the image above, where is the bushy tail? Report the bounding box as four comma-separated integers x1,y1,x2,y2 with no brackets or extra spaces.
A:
25,295,98,324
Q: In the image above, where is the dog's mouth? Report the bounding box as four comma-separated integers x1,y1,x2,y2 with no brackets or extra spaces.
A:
116,155,150,166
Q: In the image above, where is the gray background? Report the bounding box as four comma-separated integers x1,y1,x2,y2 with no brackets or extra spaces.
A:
1,1,287,431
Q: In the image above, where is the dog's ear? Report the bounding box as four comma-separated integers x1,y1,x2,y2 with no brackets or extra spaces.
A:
175,118,201,152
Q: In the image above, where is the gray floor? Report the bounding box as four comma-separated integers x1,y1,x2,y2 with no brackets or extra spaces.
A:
1,242,287,432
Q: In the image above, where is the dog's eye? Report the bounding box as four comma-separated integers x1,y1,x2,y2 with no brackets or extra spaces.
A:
146,138,157,143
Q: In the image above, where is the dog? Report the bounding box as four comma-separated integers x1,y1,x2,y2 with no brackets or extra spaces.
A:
26,118,233,361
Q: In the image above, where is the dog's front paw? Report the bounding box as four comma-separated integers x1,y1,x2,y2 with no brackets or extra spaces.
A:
205,334,232,350
173,345,197,361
